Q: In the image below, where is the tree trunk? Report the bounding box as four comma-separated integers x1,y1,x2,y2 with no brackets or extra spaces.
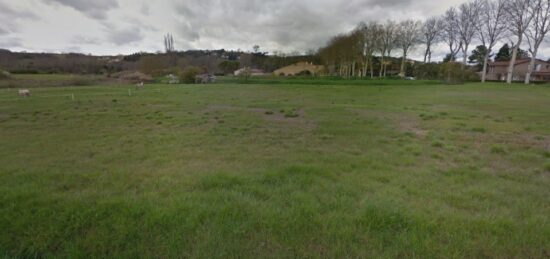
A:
525,49,538,85
507,36,523,84
462,45,469,67
370,58,374,78
400,50,407,77
363,57,368,77
379,56,384,77
481,51,490,83
424,45,430,63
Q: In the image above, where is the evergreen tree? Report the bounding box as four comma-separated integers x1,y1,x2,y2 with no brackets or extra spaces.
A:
495,44,511,61
468,45,490,71
495,44,530,61
443,53,456,62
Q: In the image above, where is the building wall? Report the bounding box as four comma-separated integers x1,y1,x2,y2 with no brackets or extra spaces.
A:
487,59,550,81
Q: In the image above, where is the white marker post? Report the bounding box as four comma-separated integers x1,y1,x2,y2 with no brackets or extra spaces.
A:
128,89,132,97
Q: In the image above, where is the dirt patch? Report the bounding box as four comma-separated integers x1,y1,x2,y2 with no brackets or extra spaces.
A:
354,109,427,137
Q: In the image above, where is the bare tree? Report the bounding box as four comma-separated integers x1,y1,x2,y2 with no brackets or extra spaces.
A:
378,20,398,77
457,0,483,66
421,17,442,63
357,22,381,78
164,33,175,53
476,0,508,82
365,22,381,78
397,20,422,77
525,0,550,84
504,0,534,83
442,7,463,61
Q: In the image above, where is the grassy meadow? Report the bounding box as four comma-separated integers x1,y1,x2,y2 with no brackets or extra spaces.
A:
0,78,549,258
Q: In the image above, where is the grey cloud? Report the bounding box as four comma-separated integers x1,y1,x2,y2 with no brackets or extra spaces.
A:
42,0,119,20
124,17,158,32
107,26,144,45
0,27,9,35
5,0,542,59
0,2,38,19
0,37,23,48
63,46,83,53
172,0,418,52
0,1,39,33
72,35,101,45
140,4,150,16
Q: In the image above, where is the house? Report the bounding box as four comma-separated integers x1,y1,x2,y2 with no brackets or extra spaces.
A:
274,62,326,76
486,58,550,82
233,67,265,76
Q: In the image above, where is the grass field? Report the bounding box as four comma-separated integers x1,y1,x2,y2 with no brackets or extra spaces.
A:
0,80,549,258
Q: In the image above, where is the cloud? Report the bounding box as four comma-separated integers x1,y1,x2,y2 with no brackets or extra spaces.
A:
140,4,150,16
171,0,421,53
0,37,23,48
0,27,9,35
71,35,101,45
0,1,39,33
4,0,550,59
42,0,119,20
107,26,144,45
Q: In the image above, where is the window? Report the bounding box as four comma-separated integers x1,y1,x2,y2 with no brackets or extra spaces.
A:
535,64,542,71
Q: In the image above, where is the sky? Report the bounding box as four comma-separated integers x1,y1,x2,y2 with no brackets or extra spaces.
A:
1,0,549,60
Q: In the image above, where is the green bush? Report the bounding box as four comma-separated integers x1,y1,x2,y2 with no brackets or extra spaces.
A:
414,62,479,84
178,66,203,84
413,63,440,80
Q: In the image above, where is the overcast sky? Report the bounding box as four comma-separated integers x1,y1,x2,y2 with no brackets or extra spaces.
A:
1,0,549,60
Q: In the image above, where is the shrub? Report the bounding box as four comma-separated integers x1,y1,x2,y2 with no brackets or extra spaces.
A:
490,146,507,154
218,61,240,75
0,70,11,80
439,62,466,84
414,63,441,80
413,62,479,84
179,66,203,84
237,67,252,81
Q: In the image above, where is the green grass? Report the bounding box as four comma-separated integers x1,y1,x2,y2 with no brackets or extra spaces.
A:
217,75,441,86
0,81,549,258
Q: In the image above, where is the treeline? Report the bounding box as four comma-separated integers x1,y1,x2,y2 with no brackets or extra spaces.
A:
135,50,319,76
318,0,550,84
0,50,133,74
319,20,421,78
0,48,317,76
